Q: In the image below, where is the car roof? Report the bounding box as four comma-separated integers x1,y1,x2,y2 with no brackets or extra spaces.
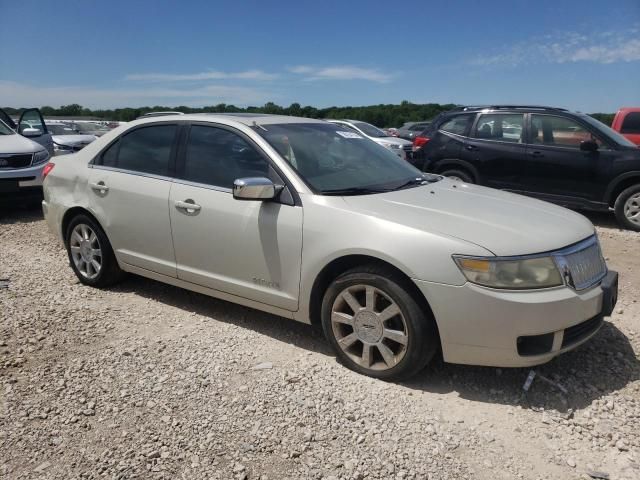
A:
133,113,327,127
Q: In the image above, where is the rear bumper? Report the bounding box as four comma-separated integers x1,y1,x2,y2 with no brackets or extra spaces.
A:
415,271,618,368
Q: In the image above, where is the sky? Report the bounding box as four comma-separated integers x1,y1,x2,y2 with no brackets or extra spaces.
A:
0,0,639,113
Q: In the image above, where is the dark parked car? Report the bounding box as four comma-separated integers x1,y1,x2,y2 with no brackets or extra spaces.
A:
396,121,431,141
411,105,640,230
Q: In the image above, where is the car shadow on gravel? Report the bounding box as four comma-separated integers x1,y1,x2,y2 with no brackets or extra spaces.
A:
0,204,44,225
580,210,622,229
404,321,639,413
110,275,334,356
113,275,638,414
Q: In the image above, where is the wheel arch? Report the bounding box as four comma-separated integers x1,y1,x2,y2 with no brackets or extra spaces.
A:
307,254,438,336
431,158,479,183
61,206,109,247
605,171,640,206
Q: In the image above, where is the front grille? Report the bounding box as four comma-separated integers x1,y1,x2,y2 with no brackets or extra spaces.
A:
0,153,33,169
562,315,603,348
561,241,606,290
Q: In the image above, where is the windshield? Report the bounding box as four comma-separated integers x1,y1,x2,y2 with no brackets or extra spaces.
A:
0,119,15,135
351,121,388,138
578,114,638,148
255,123,433,194
47,124,77,135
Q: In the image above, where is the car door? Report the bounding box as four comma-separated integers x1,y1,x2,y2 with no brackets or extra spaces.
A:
169,123,303,311
0,108,53,155
18,109,54,155
89,123,179,277
460,113,526,189
523,114,612,202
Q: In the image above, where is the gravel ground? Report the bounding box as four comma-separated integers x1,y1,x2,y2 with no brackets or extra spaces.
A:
1,207,638,480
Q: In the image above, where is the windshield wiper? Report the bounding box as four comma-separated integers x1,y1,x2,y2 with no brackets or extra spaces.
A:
392,174,441,191
321,187,389,196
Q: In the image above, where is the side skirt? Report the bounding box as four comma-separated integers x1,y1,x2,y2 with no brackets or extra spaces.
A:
122,263,307,323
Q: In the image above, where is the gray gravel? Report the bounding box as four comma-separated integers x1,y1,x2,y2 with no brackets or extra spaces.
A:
1,207,639,479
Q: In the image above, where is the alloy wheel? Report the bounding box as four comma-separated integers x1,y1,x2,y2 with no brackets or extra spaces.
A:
69,224,103,279
624,193,640,226
331,284,409,371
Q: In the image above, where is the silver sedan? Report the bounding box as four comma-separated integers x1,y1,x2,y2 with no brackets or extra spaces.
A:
42,114,618,380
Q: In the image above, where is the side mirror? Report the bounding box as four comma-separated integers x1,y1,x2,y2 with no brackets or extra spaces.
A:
22,127,42,138
580,140,598,152
233,177,282,201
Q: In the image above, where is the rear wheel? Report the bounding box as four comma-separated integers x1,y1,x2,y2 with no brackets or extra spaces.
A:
321,266,438,380
614,184,640,231
65,214,125,287
440,168,474,183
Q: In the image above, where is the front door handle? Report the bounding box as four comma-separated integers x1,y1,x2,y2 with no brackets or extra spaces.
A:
89,181,109,195
465,145,478,151
175,199,201,215
529,151,544,158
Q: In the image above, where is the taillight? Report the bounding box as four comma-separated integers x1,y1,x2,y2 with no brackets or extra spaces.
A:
42,162,55,179
413,136,430,149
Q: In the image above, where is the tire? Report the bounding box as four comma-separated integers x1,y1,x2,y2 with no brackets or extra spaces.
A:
320,265,438,381
440,169,474,183
65,214,125,287
613,184,640,231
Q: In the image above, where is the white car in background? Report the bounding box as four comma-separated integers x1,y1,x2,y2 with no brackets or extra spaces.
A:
327,119,413,160
0,118,50,204
46,122,98,156
0,108,54,156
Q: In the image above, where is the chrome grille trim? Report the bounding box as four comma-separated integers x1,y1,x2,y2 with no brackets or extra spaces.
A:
552,235,606,291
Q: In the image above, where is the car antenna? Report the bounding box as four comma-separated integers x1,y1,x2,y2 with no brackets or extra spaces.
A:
253,121,268,131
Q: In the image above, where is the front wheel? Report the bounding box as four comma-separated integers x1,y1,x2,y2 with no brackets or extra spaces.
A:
321,266,438,380
440,169,474,183
614,184,640,231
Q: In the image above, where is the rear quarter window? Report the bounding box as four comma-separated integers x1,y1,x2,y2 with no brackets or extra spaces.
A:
439,115,473,136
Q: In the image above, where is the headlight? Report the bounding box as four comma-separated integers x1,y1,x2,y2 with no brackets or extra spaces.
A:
32,149,50,165
453,255,563,289
53,142,73,151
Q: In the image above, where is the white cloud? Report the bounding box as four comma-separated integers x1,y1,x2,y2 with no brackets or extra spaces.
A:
0,81,275,109
471,29,640,67
125,69,279,82
287,65,394,83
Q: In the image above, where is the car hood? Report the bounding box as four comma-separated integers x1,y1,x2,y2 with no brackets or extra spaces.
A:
376,137,412,146
0,133,43,154
342,180,595,256
52,134,98,146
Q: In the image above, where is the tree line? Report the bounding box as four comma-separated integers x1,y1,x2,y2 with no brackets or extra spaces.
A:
1,101,616,127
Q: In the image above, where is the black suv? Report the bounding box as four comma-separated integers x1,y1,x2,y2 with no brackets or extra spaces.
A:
411,105,640,230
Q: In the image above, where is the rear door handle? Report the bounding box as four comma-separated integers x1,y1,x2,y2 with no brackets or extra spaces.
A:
175,199,201,215
89,181,109,195
529,151,544,158
465,145,478,151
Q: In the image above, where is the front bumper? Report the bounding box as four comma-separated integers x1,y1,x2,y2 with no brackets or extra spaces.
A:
0,163,46,205
415,270,618,367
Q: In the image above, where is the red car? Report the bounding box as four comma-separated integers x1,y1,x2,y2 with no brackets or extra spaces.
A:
611,107,640,145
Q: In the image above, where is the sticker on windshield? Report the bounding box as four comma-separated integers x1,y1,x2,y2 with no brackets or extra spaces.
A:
336,131,363,139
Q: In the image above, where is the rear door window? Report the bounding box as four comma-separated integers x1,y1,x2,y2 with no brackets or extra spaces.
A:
621,112,640,134
473,114,524,143
99,124,177,176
